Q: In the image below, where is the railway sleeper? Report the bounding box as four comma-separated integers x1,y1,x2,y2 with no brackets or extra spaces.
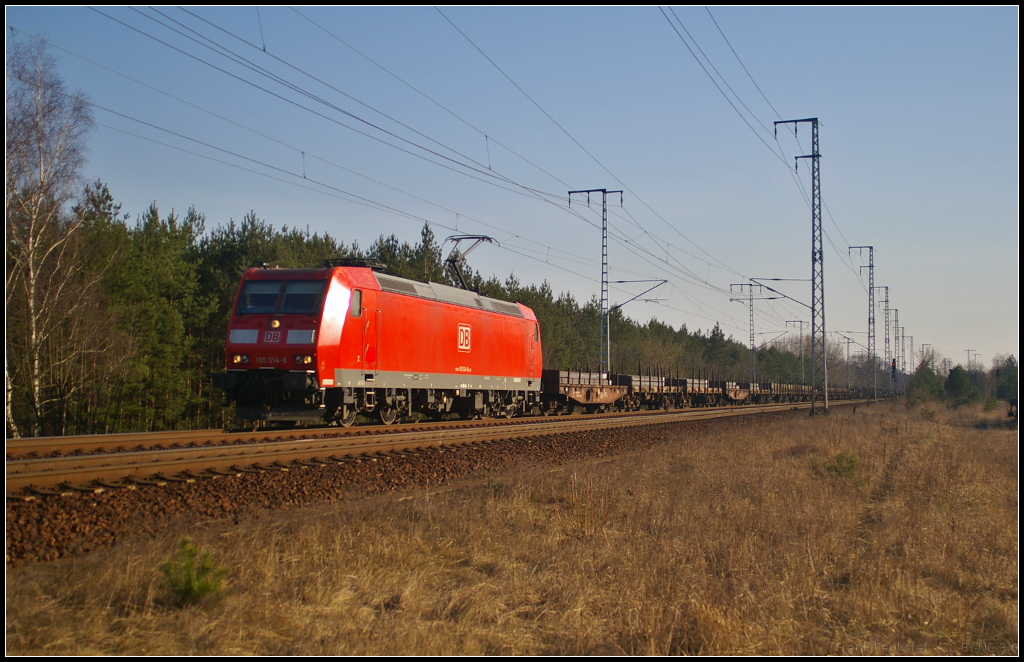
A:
231,465,267,474
153,473,195,483
28,486,74,498
205,468,243,477
68,483,105,493
250,463,289,473
126,475,168,487
290,458,326,467
94,479,135,490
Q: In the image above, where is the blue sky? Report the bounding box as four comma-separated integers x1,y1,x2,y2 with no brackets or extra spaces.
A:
6,6,1018,370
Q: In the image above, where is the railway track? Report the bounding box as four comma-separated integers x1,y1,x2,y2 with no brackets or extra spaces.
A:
7,402,848,496
4,406,692,459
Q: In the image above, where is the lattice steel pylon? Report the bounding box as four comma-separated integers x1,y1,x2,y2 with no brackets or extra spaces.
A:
901,326,907,375
877,286,890,396
851,246,876,401
776,118,827,413
731,284,777,384
569,189,622,375
893,310,900,395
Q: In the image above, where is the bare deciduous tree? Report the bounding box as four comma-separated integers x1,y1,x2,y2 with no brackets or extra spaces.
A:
6,40,94,436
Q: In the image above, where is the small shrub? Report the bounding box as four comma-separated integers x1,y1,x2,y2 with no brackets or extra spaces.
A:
983,398,997,412
159,536,227,606
825,452,858,479
810,452,858,480
485,475,509,497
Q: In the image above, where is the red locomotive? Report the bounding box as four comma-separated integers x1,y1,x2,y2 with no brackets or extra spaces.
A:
213,262,542,425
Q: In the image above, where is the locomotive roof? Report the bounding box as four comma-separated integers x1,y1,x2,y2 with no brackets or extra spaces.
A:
375,272,524,318
244,266,525,318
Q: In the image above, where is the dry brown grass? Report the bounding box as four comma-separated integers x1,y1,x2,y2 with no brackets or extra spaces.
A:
6,403,1018,655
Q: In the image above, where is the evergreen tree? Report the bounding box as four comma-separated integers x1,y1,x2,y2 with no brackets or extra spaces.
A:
945,365,982,407
994,355,1018,402
411,223,446,284
908,361,945,403
102,204,206,430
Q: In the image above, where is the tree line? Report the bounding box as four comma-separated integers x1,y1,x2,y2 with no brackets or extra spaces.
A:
907,355,1018,408
9,180,785,436
16,41,1007,438
6,41,789,437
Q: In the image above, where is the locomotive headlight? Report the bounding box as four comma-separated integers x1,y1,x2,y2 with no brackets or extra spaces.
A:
271,319,281,329
232,354,250,364
294,354,313,365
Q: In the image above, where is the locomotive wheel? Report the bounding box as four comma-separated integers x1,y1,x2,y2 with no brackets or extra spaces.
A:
493,393,515,419
378,404,399,425
338,405,357,428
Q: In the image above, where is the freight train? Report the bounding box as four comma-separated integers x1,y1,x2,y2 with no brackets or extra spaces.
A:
213,262,860,426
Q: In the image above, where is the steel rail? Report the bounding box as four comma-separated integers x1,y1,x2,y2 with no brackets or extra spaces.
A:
7,402,860,494
4,401,811,458
5,428,230,456
5,405,700,457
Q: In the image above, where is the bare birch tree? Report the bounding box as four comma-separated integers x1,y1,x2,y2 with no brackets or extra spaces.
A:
6,40,94,436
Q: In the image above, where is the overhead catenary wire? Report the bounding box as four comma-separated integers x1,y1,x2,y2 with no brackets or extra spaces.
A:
7,26,610,276
288,6,577,193
437,6,750,282
20,11,862,345
81,9,656,256
90,7,574,214
12,44,724,323
96,6,776,322
667,7,867,286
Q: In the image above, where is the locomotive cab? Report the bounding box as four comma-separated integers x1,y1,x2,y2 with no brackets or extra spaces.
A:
214,267,339,422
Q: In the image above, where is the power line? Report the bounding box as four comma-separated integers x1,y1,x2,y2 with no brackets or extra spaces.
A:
667,8,864,284
660,7,789,168
438,6,749,282
289,7,576,192
21,12,853,349
9,26,622,281
160,7,772,321
704,7,785,123
90,6,572,214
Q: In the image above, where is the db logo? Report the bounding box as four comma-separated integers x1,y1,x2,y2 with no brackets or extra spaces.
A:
264,330,282,343
457,324,471,352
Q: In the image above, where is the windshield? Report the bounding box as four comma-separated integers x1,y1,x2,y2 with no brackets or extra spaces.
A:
236,280,282,314
278,280,326,314
236,279,326,315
